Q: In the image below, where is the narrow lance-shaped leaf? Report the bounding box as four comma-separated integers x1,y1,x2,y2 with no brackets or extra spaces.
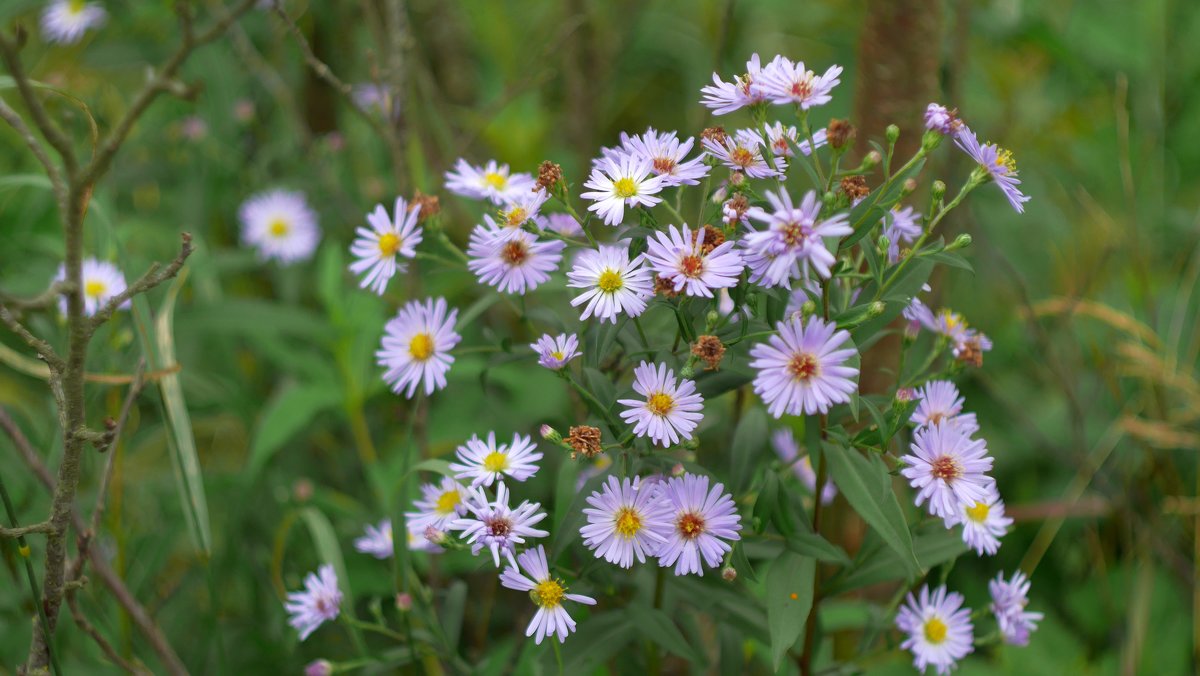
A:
822,441,920,576
766,552,816,671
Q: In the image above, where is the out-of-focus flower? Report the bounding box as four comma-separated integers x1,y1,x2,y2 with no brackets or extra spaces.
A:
54,259,128,317
407,477,468,533
770,428,837,504
444,159,536,204
531,333,582,370
883,205,922,263
989,571,1043,646
618,361,705,448
285,565,342,641
538,212,583,238
377,297,461,398
41,0,106,44
239,189,320,263
924,103,961,135
749,315,859,417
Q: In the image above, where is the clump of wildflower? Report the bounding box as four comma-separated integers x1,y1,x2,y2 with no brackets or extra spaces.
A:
285,565,342,641
691,335,726,371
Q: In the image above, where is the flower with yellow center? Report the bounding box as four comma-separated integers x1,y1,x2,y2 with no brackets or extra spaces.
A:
581,475,673,568
500,545,595,644
646,392,675,417
434,489,461,515
84,279,106,299
377,232,402,257
612,178,638,199
613,507,643,538
596,269,624,294
482,451,509,474
580,155,663,226
406,477,467,533
268,218,290,237
483,172,508,190
923,617,948,644
964,501,989,523
448,431,543,487
530,578,566,608
408,333,434,361
378,296,461,398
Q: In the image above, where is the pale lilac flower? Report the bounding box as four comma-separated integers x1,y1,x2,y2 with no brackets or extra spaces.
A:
466,224,564,295
655,473,742,576
764,123,827,171
884,205,922,263
770,429,836,504
349,196,423,295
180,116,208,141
903,285,936,336
496,190,550,229
699,53,772,115
623,129,710,187
41,0,106,44
743,189,852,285
618,361,705,448
644,223,744,297
448,431,543,487
354,519,439,559
757,59,842,109
574,453,613,491
989,571,1043,646
285,564,342,641
377,297,461,398
451,482,549,567
406,476,468,533
911,380,980,436
305,659,333,676
900,421,994,520
444,159,536,204
580,476,673,568
531,333,581,370
352,83,396,117
895,585,974,675
499,545,596,644
702,129,777,179
925,103,961,135
538,212,583,238
947,486,1011,556
954,125,1030,214
567,242,654,323
581,155,664,226
722,198,749,227
749,315,859,418
239,189,320,263
54,259,128,317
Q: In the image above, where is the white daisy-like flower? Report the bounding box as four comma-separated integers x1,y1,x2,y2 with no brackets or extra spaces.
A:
743,188,852,285
580,155,664,226
699,53,773,115
284,564,342,641
499,545,596,644
448,431,543,487
566,242,654,323
451,482,549,567
770,429,837,505
580,476,673,568
406,476,468,533
756,59,843,110
531,333,582,370
910,380,979,436
947,485,1012,556
900,421,994,520
496,190,549,229
989,571,1043,646
749,315,859,418
466,224,564,295
656,473,742,576
54,258,128,317
377,297,462,398
41,0,106,44
895,585,974,675
644,223,744,298
623,128,711,187
618,361,705,448
444,158,536,204
701,128,778,179
349,196,423,295
239,189,320,264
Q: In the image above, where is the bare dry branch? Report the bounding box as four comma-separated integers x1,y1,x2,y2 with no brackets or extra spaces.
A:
0,97,67,203
0,301,65,371
0,33,78,175
0,521,53,537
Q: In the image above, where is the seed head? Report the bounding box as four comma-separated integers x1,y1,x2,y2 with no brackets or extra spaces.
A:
565,425,603,459
691,335,726,371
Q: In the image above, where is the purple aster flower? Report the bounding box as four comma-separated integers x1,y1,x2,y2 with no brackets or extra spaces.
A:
531,333,582,370
448,431,543,487
406,476,468,533
900,421,994,520
349,196,423,295
580,154,664,226
743,189,852,286
947,484,1011,556
450,482,548,567
538,212,584,237
883,205,922,263
466,224,564,295
444,158,536,204
910,380,980,436
618,361,705,447
757,58,842,109
924,103,961,135
701,129,778,179
770,428,837,504
895,585,974,675
284,564,342,641
622,128,711,187
496,190,550,228
567,242,654,323
499,545,596,644
989,571,1043,646
644,223,744,297
655,473,742,576
954,125,1030,214
580,476,673,568
749,315,859,418
377,297,462,398
699,53,773,115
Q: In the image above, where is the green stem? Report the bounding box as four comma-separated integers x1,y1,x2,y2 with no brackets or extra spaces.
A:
876,180,976,299
0,473,61,676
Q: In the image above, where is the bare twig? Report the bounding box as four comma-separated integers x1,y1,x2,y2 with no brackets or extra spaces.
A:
0,33,78,175
88,233,194,333
0,521,53,537
0,97,67,204
0,302,66,370
66,592,146,675
0,280,74,313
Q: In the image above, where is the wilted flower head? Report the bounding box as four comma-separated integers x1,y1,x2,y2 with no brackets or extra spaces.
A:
565,425,603,459
924,103,961,135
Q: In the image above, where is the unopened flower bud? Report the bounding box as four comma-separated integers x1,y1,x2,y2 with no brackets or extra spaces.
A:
729,171,746,188
293,479,314,503
540,424,561,442
424,526,447,545
679,365,695,379
877,235,890,257
670,463,686,477
863,150,882,170
305,659,333,676
902,178,918,196
921,128,944,152
706,310,720,327
895,387,917,403
801,300,818,317
931,180,947,202
885,125,900,144
721,566,738,582
682,437,700,450
947,233,972,251
867,301,886,318
395,592,413,612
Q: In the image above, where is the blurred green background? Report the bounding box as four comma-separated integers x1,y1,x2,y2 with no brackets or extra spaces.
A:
1,0,1197,673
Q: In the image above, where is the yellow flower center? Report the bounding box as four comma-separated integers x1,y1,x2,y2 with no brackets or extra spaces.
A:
994,147,1017,173
483,172,507,190
676,511,706,539
923,617,948,644
434,489,460,515
502,207,528,227
482,451,509,473
377,232,402,256
408,333,434,361
940,310,964,331
788,353,819,382
614,507,642,538
597,269,624,294
612,177,638,199
530,579,566,608
646,392,675,416
965,501,990,522
268,218,290,237
84,280,106,298
68,0,87,12
730,147,755,167
551,351,565,361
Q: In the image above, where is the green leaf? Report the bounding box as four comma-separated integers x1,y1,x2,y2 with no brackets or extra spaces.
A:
559,611,638,673
440,580,468,652
784,532,852,567
730,405,767,493
633,607,705,664
766,552,815,671
822,442,919,576
922,250,975,273
247,383,341,477
752,472,779,533
731,541,758,583
695,370,753,399
407,458,456,479
153,273,212,555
